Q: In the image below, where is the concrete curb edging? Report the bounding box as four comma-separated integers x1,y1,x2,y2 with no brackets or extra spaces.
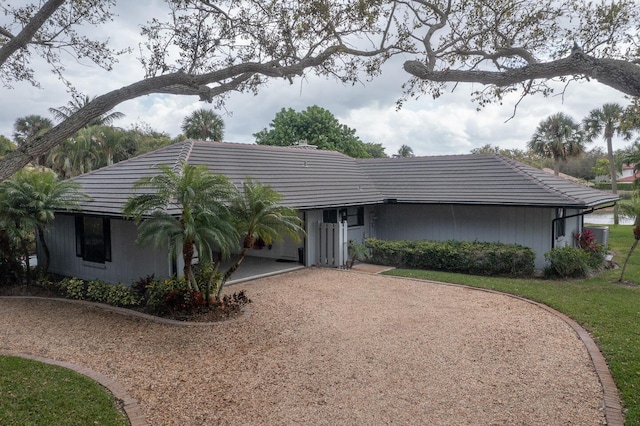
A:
0,350,146,426
383,274,625,426
0,296,249,326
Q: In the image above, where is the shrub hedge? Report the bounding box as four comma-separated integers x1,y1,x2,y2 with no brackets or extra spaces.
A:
365,238,535,277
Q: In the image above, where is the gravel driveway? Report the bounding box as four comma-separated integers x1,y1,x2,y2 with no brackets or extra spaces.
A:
0,268,605,425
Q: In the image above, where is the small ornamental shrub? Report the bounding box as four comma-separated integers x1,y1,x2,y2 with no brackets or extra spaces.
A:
573,230,606,271
145,276,189,315
106,283,140,307
164,288,206,316
212,290,252,317
131,274,156,305
365,238,535,277
62,277,87,300
544,246,592,278
86,280,111,303
347,240,370,269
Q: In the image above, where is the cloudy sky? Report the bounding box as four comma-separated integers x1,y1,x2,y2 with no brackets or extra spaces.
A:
0,1,632,157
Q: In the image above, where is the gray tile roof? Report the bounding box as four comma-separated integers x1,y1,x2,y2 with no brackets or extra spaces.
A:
357,154,620,208
70,140,619,216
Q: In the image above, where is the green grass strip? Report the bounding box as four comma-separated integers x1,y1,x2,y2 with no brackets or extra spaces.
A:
0,355,129,426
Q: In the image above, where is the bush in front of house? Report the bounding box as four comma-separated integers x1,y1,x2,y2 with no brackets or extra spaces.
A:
32,274,251,320
54,277,140,307
544,230,606,278
365,238,535,277
544,246,594,278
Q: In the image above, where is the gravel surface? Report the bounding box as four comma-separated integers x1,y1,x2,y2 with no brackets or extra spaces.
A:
1,268,605,425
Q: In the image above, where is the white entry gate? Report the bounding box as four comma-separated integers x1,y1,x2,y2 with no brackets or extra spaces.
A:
317,221,348,267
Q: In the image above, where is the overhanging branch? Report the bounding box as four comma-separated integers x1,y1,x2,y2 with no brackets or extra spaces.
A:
403,51,640,97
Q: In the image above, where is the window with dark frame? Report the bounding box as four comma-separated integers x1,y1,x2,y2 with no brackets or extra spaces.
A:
75,216,111,263
339,207,364,227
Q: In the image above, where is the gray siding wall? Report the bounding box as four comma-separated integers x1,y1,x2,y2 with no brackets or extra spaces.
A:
372,204,561,269
43,215,171,284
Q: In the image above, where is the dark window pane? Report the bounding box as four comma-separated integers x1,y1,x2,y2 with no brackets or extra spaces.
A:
84,216,105,263
323,209,338,223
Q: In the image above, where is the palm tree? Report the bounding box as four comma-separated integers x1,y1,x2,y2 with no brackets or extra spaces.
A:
123,163,237,292
217,179,304,297
0,168,89,273
528,112,584,176
0,189,35,282
49,95,125,127
618,195,640,282
583,103,635,224
181,109,225,141
395,144,415,158
13,115,53,166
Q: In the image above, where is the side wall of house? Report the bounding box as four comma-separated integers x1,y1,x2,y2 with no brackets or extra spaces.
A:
43,215,172,284
371,204,582,269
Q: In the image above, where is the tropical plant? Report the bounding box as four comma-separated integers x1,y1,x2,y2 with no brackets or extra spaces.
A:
347,240,370,269
216,179,304,297
123,163,237,292
583,103,637,224
13,115,53,167
618,195,640,282
0,168,89,272
0,196,30,284
395,145,415,158
13,115,53,147
181,109,225,141
528,113,584,176
49,95,125,128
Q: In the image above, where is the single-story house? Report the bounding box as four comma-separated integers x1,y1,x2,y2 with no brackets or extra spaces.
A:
41,140,619,284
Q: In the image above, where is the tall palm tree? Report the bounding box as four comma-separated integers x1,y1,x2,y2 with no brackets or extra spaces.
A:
583,103,635,224
49,95,125,127
0,168,89,273
528,112,584,176
618,194,640,282
123,163,237,292
13,115,53,166
396,144,415,158
217,179,304,297
181,109,225,141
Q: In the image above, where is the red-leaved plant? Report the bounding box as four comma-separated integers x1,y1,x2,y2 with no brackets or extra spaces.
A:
573,230,601,254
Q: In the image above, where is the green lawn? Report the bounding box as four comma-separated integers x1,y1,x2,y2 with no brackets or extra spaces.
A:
384,224,640,425
0,355,129,426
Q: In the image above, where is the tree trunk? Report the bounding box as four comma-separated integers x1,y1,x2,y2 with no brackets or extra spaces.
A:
553,158,560,176
22,241,31,285
619,237,639,282
606,135,619,225
0,48,353,182
37,225,50,273
218,247,250,298
182,240,199,292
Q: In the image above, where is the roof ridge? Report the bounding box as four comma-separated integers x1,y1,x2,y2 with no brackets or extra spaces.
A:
494,154,583,204
173,139,196,173
191,140,353,158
